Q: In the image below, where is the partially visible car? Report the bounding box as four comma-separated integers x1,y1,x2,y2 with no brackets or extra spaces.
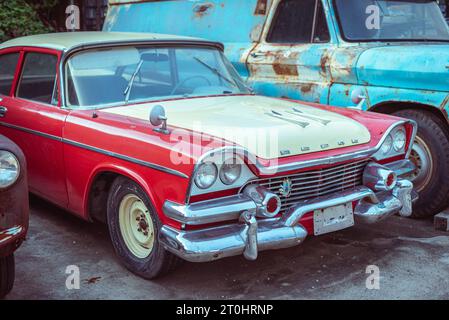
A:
0,134,28,298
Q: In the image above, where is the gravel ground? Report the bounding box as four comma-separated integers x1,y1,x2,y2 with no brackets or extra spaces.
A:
6,195,449,300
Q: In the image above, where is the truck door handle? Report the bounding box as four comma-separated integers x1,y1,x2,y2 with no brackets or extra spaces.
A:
0,106,8,117
250,52,264,58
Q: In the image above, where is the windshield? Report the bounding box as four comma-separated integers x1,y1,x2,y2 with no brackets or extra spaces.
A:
65,46,250,108
334,0,449,42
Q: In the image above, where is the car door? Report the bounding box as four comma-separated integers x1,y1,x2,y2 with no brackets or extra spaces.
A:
0,47,68,207
247,0,334,104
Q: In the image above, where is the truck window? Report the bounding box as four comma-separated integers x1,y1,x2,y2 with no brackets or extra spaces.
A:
267,0,330,44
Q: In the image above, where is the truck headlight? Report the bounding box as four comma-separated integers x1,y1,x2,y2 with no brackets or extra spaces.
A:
219,157,242,185
194,162,218,189
0,151,20,189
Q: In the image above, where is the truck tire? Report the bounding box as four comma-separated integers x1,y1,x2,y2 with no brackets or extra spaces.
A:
107,177,182,279
393,109,449,218
0,254,15,298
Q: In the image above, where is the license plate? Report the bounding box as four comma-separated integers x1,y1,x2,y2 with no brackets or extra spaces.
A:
314,203,355,236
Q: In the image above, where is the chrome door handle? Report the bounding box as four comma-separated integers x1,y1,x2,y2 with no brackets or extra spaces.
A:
0,106,8,117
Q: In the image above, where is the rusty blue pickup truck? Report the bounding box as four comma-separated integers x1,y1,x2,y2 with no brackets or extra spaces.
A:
104,0,449,218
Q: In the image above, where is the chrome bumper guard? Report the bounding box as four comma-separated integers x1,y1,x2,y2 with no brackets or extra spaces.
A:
160,160,417,263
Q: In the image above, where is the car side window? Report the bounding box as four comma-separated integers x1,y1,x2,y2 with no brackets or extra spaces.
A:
267,0,330,44
17,52,58,105
0,53,20,96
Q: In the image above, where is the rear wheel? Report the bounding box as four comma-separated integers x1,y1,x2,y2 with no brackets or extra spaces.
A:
107,177,182,279
0,254,15,298
393,109,449,218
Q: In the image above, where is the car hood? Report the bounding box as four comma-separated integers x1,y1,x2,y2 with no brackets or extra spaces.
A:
356,43,449,92
104,95,371,159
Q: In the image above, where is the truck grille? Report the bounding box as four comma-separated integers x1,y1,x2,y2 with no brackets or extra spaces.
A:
242,160,369,213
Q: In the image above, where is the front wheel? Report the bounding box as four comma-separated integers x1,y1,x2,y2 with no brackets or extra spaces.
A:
107,177,182,279
393,109,449,218
0,254,15,298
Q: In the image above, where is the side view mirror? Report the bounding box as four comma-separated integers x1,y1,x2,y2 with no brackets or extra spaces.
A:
150,105,170,135
350,88,367,110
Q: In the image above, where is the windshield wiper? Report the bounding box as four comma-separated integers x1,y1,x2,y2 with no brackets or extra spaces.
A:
123,60,144,105
193,57,238,89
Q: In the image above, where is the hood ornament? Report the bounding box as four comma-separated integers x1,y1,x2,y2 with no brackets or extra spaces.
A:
266,110,309,128
150,105,170,135
279,178,293,198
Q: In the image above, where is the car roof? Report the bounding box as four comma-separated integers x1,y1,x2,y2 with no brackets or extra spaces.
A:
0,31,221,52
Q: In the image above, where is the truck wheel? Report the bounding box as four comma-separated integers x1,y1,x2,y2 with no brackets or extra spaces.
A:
0,254,15,298
393,109,449,218
107,177,182,279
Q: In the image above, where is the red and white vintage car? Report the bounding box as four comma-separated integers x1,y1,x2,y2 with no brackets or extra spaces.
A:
0,32,417,279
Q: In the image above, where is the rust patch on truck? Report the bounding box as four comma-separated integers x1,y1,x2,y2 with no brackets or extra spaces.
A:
194,3,214,18
300,83,316,94
273,63,299,76
320,50,331,75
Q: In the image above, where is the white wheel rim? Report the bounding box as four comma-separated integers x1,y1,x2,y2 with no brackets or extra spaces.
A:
119,194,155,259
408,136,434,193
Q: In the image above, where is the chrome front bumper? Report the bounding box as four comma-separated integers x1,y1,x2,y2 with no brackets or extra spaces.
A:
160,160,417,263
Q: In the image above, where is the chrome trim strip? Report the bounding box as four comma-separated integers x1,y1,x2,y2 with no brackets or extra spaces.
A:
0,122,189,179
64,139,189,179
0,121,62,142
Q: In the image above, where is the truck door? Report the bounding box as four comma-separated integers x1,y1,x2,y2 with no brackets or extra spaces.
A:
247,0,334,104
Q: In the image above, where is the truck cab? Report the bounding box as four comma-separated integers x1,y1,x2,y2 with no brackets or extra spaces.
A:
104,0,449,218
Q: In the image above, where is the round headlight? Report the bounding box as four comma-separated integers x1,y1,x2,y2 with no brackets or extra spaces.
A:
0,151,20,189
380,134,393,155
219,157,242,185
194,162,218,189
393,128,407,152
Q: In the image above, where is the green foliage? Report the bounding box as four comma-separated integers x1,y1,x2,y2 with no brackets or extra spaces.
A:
0,0,55,42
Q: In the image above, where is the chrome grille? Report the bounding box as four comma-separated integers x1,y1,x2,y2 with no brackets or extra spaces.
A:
242,160,369,213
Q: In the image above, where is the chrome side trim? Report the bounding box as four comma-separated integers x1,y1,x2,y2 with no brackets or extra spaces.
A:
0,121,62,142
64,139,189,178
0,122,189,179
